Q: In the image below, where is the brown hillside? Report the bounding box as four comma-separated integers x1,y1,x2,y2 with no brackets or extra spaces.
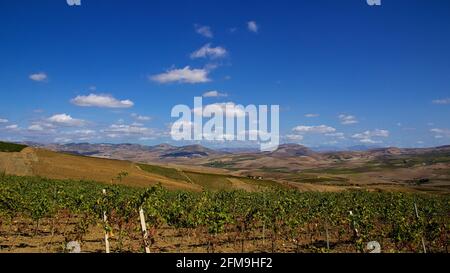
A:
0,148,201,191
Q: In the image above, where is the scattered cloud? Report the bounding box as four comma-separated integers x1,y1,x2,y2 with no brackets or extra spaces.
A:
352,129,389,143
430,128,450,138
339,114,358,125
103,123,162,139
5,124,19,130
106,124,149,135
81,130,97,137
193,102,247,118
28,124,45,131
285,134,304,141
131,113,152,121
432,98,450,105
202,90,228,98
247,21,259,33
326,132,345,139
71,94,134,108
65,129,97,141
47,114,85,127
352,129,389,139
190,44,227,59
292,125,336,134
27,120,57,132
29,72,48,82
0,118,8,123
305,113,319,118
150,66,210,84
194,24,213,38
53,137,73,144
359,138,382,144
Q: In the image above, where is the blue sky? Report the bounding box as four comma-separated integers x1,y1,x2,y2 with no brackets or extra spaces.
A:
0,0,449,148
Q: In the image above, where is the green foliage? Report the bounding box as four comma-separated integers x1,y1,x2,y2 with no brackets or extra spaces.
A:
0,174,448,252
0,141,27,152
138,164,189,182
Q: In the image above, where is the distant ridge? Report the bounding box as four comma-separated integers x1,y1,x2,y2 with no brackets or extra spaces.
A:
267,143,315,157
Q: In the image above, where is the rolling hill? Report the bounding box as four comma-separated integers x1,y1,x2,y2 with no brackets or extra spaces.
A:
9,141,450,193
0,145,279,192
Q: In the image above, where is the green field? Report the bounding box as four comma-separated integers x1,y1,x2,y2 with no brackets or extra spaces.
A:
138,163,280,191
137,163,190,182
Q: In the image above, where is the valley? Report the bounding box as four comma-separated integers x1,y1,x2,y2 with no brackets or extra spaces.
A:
13,141,450,194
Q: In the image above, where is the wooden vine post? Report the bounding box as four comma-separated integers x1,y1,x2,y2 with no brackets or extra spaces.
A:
102,189,110,253
139,206,151,253
325,222,330,250
414,203,427,253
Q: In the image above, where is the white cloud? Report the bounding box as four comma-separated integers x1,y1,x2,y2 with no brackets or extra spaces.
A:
285,134,304,141
27,120,57,132
360,138,382,144
247,21,259,33
194,24,213,38
103,123,163,139
430,128,444,134
292,125,336,134
28,124,45,131
63,129,98,141
5,124,19,130
339,114,358,125
0,118,8,123
29,72,48,82
107,124,148,135
430,128,450,138
432,98,450,105
305,114,319,118
47,114,85,127
326,132,345,139
352,129,389,143
131,113,151,121
192,102,247,118
72,129,96,135
150,66,210,84
71,94,134,108
54,137,73,143
352,129,389,139
202,90,228,98
190,44,227,59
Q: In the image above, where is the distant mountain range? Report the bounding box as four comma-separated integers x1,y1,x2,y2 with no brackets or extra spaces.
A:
6,141,450,194
21,141,450,164
23,142,226,161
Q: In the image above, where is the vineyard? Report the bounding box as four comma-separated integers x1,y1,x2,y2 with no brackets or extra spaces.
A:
0,173,448,253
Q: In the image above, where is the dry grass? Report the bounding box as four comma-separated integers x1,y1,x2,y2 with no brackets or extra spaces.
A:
0,148,201,191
